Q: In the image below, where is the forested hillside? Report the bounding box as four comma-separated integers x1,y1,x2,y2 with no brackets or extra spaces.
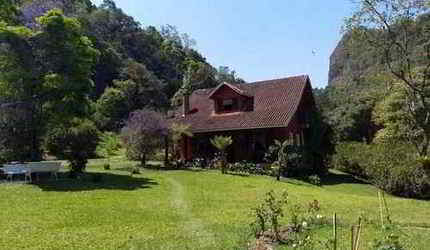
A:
0,0,244,163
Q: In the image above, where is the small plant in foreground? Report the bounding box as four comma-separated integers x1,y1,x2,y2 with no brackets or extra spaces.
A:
251,190,288,241
372,232,404,250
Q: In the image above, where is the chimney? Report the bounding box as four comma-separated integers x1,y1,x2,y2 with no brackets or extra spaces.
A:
182,95,190,116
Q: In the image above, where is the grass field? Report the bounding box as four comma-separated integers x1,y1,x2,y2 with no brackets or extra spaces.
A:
0,160,429,249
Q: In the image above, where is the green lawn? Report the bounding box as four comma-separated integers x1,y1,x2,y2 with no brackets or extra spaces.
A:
0,160,429,249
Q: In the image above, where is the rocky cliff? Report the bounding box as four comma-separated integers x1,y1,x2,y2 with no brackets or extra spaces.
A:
328,13,430,86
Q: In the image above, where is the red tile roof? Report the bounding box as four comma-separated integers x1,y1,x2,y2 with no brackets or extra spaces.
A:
172,75,311,133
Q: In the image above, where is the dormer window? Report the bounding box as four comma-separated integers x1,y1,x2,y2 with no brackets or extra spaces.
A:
222,99,234,111
209,82,254,114
218,98,238,112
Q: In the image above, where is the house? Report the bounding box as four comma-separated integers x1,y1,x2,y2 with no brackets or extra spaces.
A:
171,75,316,162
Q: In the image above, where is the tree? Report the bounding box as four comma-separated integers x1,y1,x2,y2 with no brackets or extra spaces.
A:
94,60,168,130
121,109,168,167
45,118,99,175
345,0,430,156
216,66,246,84
373,83,425,151
0,23,44,161
171,61,217,106
210,135,233,174
0,9,99,161
35,9,100,122
0,103,39,162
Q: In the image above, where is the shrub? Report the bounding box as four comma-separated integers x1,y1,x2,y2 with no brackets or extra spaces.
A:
103,164,111,170
251,190,289,240
264,140,282,163
332,142,430,198
96,132,122,160
121,109,167,167
45,118,99,175
308,175,322,186
210,136,233,174
372,231,404,250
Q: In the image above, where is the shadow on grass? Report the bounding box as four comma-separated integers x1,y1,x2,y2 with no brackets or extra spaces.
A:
31,172,158,192
116,165,209,173
319,171,368,186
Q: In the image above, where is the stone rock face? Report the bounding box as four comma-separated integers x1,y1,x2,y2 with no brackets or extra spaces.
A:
328,35,350,86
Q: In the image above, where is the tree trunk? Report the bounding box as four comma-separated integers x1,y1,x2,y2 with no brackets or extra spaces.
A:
141,154,146,167
164,136,169,166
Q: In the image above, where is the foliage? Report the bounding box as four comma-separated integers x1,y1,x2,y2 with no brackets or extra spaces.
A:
215,66,245,84
372,229,404,250
0,9,99,161
0,0,245,163
45,118,99,174
315,74,388,143
96,132,121,160
373,83,430,156
171,61,217,105
169,122,193,144
210,135,233,174
345,0,430,156
332,142,430,198
307,175,322,186
168,122,193,160
251,190,289,241
0,104,42,162
121,109,167,166
36,9,100,122
227,162,272,176
264,139,282,163
0,0,19,24
94,60,168,130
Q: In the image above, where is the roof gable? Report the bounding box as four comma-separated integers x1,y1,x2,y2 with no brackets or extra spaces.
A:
208,82,252,99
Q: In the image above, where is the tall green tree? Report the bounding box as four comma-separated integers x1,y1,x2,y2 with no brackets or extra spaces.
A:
35,9,99,123
0,9,99,162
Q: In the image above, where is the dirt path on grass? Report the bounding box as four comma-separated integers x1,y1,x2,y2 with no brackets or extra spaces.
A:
166,176,215,248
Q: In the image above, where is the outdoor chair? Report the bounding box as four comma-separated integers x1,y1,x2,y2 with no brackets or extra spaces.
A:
24,162,61,181
3,165,31,183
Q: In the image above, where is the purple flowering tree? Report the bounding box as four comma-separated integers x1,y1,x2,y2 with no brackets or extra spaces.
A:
121,109,168,167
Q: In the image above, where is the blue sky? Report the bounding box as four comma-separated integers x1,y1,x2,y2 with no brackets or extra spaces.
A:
91,0,355,88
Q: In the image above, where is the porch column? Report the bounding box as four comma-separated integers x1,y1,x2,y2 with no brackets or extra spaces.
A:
186,136,192,160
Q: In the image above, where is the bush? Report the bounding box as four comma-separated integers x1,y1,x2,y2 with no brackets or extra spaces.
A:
121,109,167,167
45,118,99,175
96,132,122,159
308,175,322,186
103,164,111,170
332,142,430,198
